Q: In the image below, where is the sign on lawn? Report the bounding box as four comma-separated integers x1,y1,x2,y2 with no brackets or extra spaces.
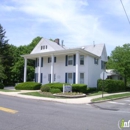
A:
63,84,72,93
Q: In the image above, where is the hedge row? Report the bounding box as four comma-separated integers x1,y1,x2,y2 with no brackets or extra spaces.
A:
97,79,125,93
0,83,4,89
41,83,87,93
86,87,97,93
15,82,41,90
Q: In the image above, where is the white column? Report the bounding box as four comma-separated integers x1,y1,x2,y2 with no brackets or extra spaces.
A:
76,52,79,84
51,54,54,83
38,56,41,83
24,57,27,82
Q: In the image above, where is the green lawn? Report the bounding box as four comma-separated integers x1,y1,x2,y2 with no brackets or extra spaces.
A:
87,91,107,96
0,89,20,92
21,92,62,98
92,92,130,102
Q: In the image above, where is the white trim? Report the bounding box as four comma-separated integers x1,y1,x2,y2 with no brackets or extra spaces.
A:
24,58,27,82
38,56,41,83
21,48,99,59
51,54,54,83
76,52,79,84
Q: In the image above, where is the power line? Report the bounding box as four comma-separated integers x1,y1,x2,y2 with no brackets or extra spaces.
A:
120,0,130,25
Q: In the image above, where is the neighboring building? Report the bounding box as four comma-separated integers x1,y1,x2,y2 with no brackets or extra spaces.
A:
106,69,121,80
22,38,108,88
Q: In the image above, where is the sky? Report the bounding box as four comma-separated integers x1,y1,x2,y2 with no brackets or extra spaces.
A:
0,0,130,56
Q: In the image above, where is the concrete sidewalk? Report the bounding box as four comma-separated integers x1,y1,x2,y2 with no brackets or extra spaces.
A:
0,90,129,104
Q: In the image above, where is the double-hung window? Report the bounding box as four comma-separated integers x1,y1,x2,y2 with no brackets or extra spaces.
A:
48,57,51,63
80,73,84,84
101,60,105,69
67,73,73,84
80,55,84,65
68,56,73,65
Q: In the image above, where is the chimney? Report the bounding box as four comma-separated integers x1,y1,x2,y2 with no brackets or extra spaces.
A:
61,40,64,47
54,38,60,45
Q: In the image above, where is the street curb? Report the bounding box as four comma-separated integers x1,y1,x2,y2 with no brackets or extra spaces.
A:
0,92,89,105
89,96,130,104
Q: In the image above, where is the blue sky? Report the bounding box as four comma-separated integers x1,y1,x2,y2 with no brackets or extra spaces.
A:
0,0,130,55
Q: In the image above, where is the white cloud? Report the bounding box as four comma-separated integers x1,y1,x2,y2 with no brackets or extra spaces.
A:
1,0,130,55
0,5,16,12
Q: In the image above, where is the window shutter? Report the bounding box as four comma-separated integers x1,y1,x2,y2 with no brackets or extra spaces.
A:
65,55,68,66
54,57,56,63
40,73,43,83
35,73,37,82
73,73,75,84
65,73,67,83
73,54,76,66
41,57,43,67
37,73,38,82
34,73,36,82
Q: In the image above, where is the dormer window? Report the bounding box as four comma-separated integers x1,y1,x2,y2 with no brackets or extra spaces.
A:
41,45,47,50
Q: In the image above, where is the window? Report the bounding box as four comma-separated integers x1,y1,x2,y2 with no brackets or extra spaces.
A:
48,57,51,63
41,45,47,50
94,58,98,64
80,73,84,84
101,60,105,69
68,56,73,65
80,55,84,65
67,73,73,84
48,57,56,63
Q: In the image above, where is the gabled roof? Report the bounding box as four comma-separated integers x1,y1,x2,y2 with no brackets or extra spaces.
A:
31,38,65,54
84,44,105,57
23,38,107,61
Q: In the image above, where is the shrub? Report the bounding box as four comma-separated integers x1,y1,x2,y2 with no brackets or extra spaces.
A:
42,83,65,91
15,82,41,90
42,83,87,93
50,88,61,94
86,87,97,93
72,84,87,93
41,85,50,92
97,79,125,93
0,83,4,89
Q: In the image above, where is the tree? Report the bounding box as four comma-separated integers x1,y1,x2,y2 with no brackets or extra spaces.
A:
0,24,11,83
0,58,6,80
106,44,130,87
11,37,42,83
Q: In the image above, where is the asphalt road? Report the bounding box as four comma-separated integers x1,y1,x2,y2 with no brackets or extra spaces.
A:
0,95,130,130
92,97,130,112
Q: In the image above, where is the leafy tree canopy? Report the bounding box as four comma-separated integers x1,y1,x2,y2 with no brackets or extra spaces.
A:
107,43,130,87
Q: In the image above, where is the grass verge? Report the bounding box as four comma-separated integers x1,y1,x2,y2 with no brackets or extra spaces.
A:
92,92,130,102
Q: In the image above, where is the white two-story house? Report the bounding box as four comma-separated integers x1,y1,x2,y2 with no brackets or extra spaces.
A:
22,38,108,88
